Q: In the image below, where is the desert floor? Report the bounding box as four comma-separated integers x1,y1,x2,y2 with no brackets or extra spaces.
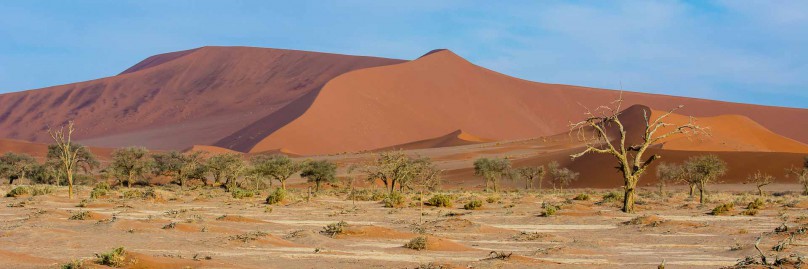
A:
0,184,806,269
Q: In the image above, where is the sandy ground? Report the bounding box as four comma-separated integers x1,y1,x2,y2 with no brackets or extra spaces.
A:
0,184,806,269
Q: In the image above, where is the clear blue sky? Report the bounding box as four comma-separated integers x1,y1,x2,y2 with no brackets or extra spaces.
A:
1,1,806,108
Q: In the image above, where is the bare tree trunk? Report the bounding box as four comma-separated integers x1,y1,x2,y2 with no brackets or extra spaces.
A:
281,180,286,190
623,177,638,213
698,181,705,204
127,171,134,188
757,186,763,196
67,172,74,199
689,184,695,197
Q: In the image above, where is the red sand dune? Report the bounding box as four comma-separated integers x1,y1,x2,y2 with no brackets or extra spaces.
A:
0,138,114,159
375,129,493,151
0,46,403,150
244,49,808,155
1,46,806,157
650,110,808,153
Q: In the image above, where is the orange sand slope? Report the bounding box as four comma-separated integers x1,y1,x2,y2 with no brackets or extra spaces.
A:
650,110,808,153
247,49,808,155
0,138,115,159
375,129,493,151
0,46,404,150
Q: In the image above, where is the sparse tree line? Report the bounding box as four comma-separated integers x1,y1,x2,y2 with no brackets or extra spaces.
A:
473,158,579,193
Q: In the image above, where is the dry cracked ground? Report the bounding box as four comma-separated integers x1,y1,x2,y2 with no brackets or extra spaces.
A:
0,184,806,269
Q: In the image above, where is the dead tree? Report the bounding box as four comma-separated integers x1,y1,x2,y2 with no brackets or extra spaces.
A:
47,121,81,199
569,94,705,213
746,170,775,196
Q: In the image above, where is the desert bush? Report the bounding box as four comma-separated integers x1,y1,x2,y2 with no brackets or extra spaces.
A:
90,185,109,199
542,203,560,217
427,194,453,207
347,189,383,201
383,192,405,208
69,211,91,220
121,189,143,199
741,209,759,216
711,203,734,215
486,195,499,204
573,193,591,201
95,247,127,267
747,198,765,210
321,221,348,238
265,188,287,205
404,235,428,250
600,191,622,203
60,260,86,269
228,231,269,242
230,188,255,199
464,199,483,210
6,186,31,197
5,185,54,197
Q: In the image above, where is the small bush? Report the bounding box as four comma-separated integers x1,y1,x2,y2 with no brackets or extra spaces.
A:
231,188,255,199
90,187,108,199
542,203,559,217
69,211,91,220
265,188,287,205
427,194,453,207
747,198,765,210
464,199,483,210
60,259,86,269
601,191,622,203
121,189,143,199
485,195,499,203
741,209,758,216
348,189,386,201
573,193,591,201
95,182,111,191
6,185,54,197
383,192,405,208
95,247,127,267
404,236,427,250
6,186,31,197
711,203,734,215
321,221,348,238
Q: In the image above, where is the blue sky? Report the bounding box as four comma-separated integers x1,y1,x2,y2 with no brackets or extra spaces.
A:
1,0,806,108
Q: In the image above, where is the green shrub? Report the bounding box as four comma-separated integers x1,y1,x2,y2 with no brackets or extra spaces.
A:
6,185,54,197
747,198,765,210
265,188,287,205
121,189,143,199
348,189,386,201
95,182,111,191
711,203,734,215
69,211,91,220
231,188,255,199
95,247,127,267
542,203,559,217
383,192,405,208
427,194,453,207
90,187,108,199
573,193,591,201
321,221,348,238
741,209,758,216
601,191,622,203
485,195,499,203
404,236,428,250
463,199,483,210
60,259,86,269
6,186,31,197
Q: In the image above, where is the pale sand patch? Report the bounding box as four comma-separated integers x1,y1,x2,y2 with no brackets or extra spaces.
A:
488,224,616,233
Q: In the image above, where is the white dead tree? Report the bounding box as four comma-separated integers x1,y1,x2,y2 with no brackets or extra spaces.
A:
569,94,706,213
47,121,81,199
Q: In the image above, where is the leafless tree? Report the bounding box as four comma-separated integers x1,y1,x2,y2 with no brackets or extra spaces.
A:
47,121,81,199
746,170,775,196
569,94,705,213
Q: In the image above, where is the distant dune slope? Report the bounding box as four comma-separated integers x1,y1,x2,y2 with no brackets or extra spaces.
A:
374,129,493,151
0,138,114,159
0,46,404,150
248,49,808,155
